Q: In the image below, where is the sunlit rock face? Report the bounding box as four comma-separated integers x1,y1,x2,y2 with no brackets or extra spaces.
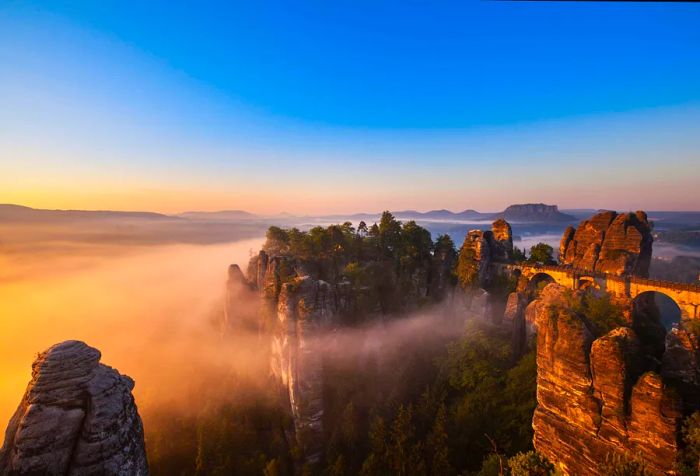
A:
0,340,148,476
459,219,514,290
531,284,692,476
559,211,653,277
491,218,514,262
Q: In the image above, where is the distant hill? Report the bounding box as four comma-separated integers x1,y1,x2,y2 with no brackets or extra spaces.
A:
494,203,576,223
392,209,487,221
178,210,259,221
0,204,175,222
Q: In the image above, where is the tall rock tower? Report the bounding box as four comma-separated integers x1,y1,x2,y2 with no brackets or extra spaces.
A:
0,340,148,476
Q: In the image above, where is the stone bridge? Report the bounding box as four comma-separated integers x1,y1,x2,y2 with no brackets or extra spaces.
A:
504,263,700,320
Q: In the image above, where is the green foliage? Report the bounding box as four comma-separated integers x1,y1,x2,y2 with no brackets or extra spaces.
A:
456,246,479,289
528,243,555,265
601,452,651,476
683,319,700,340
258,214,461,315
676,411,700,475
435,322,538,471
425,405,454,476
512,247,526,263
508,451,555,476
568,290,626,336
477,453,504,476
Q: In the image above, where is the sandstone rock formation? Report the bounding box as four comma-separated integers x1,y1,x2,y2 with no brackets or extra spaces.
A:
530,283,693,476
503,291,529,358
272,276,337,465
458,219,514,289
0,340,148,476
237,221,465,465
559,210,653,277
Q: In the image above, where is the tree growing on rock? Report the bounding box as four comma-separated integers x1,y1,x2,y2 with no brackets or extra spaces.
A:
527,243,555,265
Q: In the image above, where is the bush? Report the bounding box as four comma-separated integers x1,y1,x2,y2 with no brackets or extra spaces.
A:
568,290,626,336
508,451,555,476
601,452,651,476
676,411,700,475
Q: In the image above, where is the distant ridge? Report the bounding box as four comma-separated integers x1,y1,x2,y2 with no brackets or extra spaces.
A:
0,204,174,222
392,209,486,220
178,210,259,220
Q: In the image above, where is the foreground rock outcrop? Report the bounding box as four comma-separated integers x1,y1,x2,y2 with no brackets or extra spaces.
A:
559,210,653,276
530,284,695,475
0,341,148,476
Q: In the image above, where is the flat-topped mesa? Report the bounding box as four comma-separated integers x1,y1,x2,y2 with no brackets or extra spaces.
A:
0,340,148,476
499,203,576,222
559,210,653,277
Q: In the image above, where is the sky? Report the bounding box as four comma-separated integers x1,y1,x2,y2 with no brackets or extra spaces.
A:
1,0,699,214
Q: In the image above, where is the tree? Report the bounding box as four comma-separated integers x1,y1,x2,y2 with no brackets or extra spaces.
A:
512,247,526,262
677,411,700,475
378,211,402,256
264,226,290,254
528,243,555,265
357,221,368,236
456,247,480,289
425,405,454,476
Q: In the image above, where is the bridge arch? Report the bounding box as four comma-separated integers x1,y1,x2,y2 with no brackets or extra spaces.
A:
632,291,683,331
527,272,556,295
631,290,683,359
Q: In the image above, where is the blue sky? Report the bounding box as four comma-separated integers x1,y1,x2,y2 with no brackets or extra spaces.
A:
1,1,699,213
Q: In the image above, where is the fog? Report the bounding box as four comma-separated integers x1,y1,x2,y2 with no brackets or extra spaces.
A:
1,217,697,435
0,227,482,443
0,236,265,426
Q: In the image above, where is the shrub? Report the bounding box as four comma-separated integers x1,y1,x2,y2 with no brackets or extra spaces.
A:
601,452,651,476
508,451,555,476
676,411,700,475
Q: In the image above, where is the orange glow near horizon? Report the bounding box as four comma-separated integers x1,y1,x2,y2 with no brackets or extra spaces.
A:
0,236,266,427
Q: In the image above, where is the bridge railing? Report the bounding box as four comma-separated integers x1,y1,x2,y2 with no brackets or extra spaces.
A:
628,275,700,293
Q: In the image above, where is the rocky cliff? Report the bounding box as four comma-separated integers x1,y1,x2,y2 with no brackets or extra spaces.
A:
559,210,653,277
273,276,338,465
229,219,461,465
530,284,697,475
0,340,148,476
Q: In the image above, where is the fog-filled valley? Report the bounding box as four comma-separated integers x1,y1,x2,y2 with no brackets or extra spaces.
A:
2,205,700,475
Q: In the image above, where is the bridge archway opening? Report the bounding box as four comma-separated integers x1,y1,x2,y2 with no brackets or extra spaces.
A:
527,272,555,297
632,291,682,359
